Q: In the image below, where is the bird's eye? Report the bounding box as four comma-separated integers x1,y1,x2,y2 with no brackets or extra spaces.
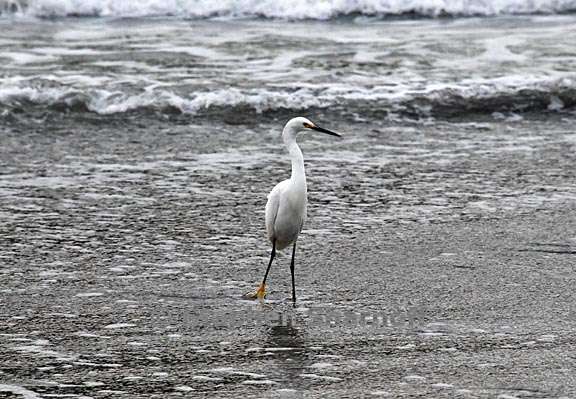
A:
303,122,312,128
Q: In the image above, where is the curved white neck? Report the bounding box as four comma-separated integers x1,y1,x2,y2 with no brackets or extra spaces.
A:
285,139,306,186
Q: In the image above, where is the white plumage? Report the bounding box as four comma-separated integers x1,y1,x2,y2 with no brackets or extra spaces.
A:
265,178,306,250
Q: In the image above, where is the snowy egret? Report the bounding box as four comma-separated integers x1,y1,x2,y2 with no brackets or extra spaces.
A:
246,117,341,304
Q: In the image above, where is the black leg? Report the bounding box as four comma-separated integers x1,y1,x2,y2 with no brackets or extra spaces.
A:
261,240,276,286
290,241,297,304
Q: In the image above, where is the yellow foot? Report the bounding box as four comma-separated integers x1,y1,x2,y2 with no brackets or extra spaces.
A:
256,284,267,300
242,284,267,300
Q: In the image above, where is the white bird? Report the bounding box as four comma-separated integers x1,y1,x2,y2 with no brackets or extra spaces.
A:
247,117,341,304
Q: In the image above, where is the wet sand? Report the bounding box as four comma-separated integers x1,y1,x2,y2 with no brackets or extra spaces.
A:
1,115,576,398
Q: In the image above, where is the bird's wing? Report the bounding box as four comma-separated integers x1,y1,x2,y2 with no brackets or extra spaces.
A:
265,180,286,243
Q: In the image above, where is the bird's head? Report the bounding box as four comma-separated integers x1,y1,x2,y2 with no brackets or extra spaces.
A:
282,117,341,142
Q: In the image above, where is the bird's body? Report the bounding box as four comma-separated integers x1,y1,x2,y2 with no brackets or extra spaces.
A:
247,117,341,304
265,178,306,250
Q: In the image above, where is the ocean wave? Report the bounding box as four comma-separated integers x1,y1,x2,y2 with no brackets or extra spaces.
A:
1,0,576,19
1,77,575,120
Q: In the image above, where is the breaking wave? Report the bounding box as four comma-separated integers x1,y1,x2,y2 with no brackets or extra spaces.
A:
1,0,576,19
1,76,575,120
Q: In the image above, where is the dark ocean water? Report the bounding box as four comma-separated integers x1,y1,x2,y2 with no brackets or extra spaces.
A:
1,5,576,122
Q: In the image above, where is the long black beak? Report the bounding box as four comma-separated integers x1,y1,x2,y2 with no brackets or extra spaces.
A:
310,125,342,137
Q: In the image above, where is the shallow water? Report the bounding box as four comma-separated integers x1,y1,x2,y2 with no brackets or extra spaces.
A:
2,112,576,396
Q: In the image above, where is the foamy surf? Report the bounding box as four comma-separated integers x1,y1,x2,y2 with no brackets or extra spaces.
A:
0,385,42,399
1,12,575,122
1,0,576,19
1,75,575,119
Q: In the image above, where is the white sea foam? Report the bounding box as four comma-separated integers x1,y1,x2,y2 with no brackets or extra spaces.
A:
103,323,136,329
299,373,343,381
309,362,334,369
11,344,76,361
2,0,576,19
1,73,575,118
433,382,454,387
0,385,41,399
241,379,276,385
76,292,104,297
192,376,223,382
404,375,426,381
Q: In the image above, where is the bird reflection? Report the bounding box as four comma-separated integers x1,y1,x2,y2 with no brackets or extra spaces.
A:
264,316,313,392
